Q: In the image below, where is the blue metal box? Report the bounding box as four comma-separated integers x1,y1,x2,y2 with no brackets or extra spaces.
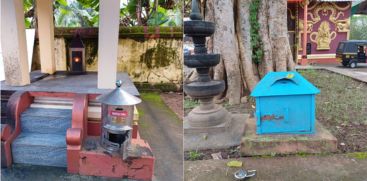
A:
250,71,320,134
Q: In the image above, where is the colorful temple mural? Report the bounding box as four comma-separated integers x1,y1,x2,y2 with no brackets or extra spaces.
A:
287,0,353,64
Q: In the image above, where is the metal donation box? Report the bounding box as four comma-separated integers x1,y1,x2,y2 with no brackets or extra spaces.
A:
96,80,141,159
250,72,320,134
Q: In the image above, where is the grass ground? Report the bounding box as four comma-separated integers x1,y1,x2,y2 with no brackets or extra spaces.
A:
299,69,367,153
184,69,367,160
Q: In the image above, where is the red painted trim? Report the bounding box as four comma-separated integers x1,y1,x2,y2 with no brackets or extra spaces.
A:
67,94,88,173
66,128,83,173
87,121,101,136
28,91,76,98
72,94,88,139
1,124,11,141
87,94,100,101
132,123,138,139
2,91,33,167
308,58,339,64
301,0,308,65
78,137,154,180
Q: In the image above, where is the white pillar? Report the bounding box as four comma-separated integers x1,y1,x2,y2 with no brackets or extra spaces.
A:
1,0,30,86
36,0,55,74
97,0,121,89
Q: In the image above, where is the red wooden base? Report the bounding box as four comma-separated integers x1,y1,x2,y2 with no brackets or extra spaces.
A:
77,136,155,180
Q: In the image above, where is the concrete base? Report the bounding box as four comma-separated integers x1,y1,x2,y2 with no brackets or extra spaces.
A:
184,114,248,151
241,118,337,156
78,136,155,180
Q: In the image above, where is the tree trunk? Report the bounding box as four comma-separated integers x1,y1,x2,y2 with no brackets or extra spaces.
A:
268,0,292,71
201,0,295,104
212,0,242,104
136,0,143,25
258,0,274,74
236,0,258,91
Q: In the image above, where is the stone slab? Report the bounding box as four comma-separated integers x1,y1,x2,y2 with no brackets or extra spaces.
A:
12,133,67,167
241,118,337,156
21,108,71,135
184,114,248,151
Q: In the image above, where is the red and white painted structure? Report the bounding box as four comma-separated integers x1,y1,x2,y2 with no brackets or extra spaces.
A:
287,0,359,65
1,1,155,180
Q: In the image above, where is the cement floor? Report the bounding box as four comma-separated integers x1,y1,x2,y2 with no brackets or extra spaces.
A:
1,71,139,96
138,93,183,181
297,63,367,83
185,154,367,181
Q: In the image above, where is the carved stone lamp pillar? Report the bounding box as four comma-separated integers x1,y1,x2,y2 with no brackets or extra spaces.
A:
183,0,248,151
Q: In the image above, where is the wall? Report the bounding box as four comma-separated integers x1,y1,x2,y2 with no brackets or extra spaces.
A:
297,2,351,56
31,27,183,87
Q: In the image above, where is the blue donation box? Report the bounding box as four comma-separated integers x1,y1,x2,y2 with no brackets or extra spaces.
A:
250,71,320,134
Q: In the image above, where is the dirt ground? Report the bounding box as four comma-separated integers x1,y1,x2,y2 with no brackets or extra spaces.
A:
185,154,367,181
161,92,183,120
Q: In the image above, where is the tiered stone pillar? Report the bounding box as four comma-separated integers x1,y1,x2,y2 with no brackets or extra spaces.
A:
183,0,247,151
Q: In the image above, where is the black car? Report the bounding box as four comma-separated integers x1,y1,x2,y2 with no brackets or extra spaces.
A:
336,40,367,68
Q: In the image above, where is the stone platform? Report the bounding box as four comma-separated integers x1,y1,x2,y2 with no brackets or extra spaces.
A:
78,136,155,180
1,71,139,96
184,114,248,151
241,118,337,156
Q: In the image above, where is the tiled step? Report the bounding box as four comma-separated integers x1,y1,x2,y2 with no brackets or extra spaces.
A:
12,133,67,167
20,108,72,135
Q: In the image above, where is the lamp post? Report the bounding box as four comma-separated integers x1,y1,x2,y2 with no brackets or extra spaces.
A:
69,34,86,74
183,0,247,151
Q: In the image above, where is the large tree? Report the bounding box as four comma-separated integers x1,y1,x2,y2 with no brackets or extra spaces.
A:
196,0,296,104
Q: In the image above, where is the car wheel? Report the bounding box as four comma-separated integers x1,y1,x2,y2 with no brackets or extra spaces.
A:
349,62,357,68
342,62,348,67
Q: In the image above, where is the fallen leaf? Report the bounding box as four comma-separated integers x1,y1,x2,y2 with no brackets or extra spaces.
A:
227,160,242,168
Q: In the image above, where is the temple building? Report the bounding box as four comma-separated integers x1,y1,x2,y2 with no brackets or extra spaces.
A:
287,0,361,64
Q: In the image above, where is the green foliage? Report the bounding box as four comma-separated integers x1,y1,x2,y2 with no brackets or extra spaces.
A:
23,0,34,28
350,15,367,40
184,98,199,109
188,150,203,161
249,0,263,64
347,152,367,160
147,7,169,26
54,0,99,27
24,0,181,27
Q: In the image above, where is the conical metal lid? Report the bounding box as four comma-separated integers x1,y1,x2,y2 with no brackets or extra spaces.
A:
96,80,142,106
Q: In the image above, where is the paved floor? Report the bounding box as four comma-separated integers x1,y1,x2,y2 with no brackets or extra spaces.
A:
138,93,183,181
297,63,367,83
185,154,367,181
